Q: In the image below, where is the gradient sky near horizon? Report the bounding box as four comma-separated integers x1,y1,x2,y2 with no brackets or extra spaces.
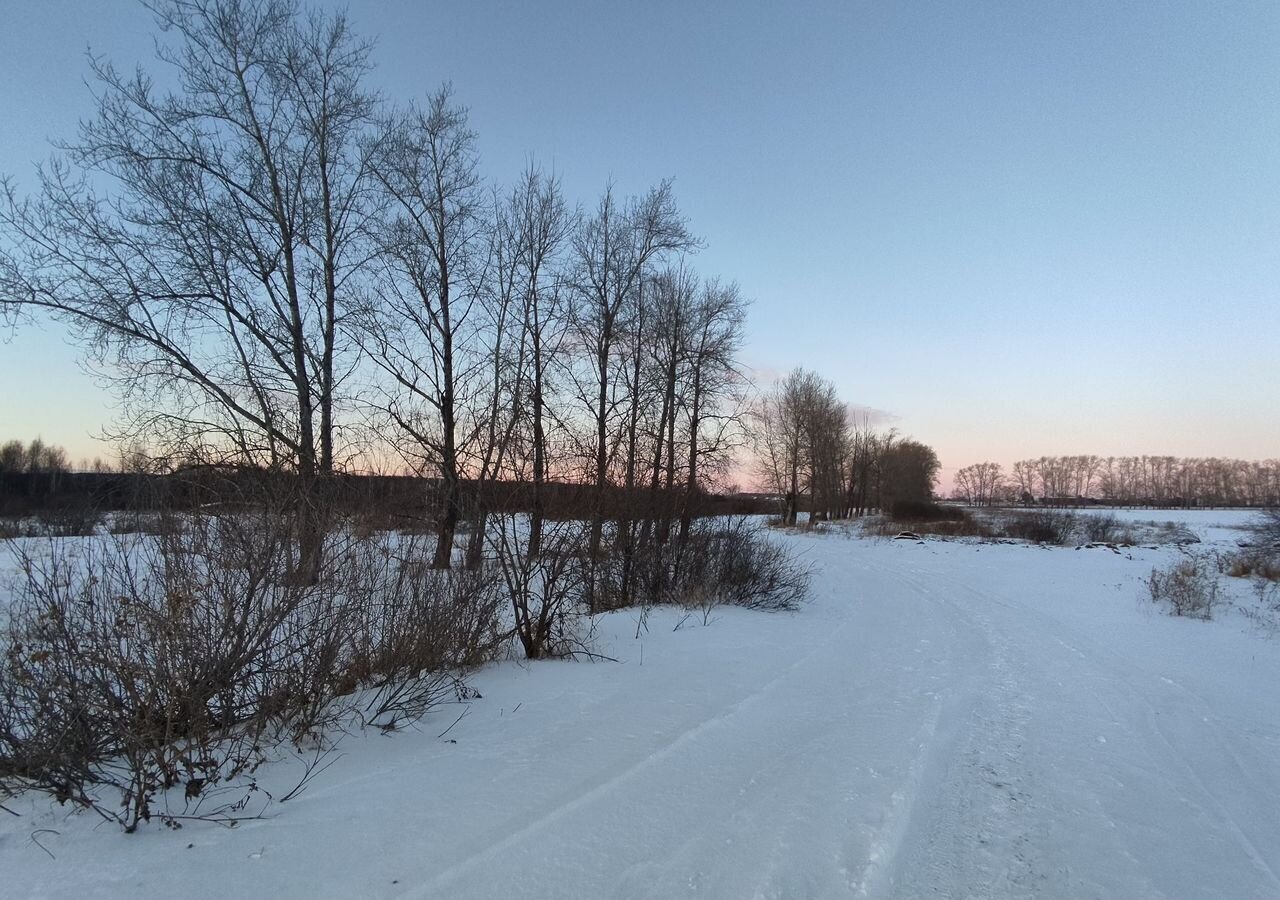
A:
2,0,1278,486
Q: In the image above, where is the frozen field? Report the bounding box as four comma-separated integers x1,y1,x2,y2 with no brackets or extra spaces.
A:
2,512,1279,899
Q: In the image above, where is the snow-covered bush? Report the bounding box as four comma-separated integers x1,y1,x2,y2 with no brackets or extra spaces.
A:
1146,555,1220,620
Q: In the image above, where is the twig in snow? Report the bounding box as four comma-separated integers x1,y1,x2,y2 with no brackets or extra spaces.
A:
436,707,469,740
280,743,345,804
30,829,58,860
566,648,619,663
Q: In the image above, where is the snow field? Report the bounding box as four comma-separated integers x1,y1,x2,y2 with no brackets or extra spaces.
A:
1,512,1278,898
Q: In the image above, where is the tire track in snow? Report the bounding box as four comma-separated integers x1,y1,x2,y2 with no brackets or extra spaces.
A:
850,554,1043,899
405,553,980,900
955,574,1280,896
876,545,1280,899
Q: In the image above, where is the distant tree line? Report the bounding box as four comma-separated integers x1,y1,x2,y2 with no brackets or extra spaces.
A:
953,456,1280,508
0,438,70,475
752,368,940,524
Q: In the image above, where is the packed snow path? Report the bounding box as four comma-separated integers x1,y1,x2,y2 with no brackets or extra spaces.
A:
4,532,1280,899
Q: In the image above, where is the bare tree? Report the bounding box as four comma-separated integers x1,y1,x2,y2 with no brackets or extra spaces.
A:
844,416,893,517
459,180,546,570
954,461,1004,507
1012,459,1038,504
754,370,806,525
0,441,27,474
0,0,379,578
754,369,844,526
646,267,696,538
504,166,575,559
878,439,940,513
803,381,848,523
362,85,489,569
570,182,694,608
675,278,747,544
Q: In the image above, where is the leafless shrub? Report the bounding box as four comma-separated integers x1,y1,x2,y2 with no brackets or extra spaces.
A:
1259,507,1280,548
0,525,292,830
106,511,176,537
671,518,809,612
1081,513,1136,545
889,500,964,522
1146,554,1219,620
493,516,589,660
1000,510,1078,545
1227,553,1280,582
1153,521,1201,546
338,534,504,727
23,503,103,538
677,583,724,627
868,509,994,539
0,509,502,831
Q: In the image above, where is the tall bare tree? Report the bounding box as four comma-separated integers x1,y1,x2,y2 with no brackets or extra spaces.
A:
571,182,694,607
504,166,575,559
362,85,489,568
754,369,842,526
676,278,747,544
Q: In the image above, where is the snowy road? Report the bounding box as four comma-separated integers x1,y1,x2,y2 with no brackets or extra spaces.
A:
4,533,1280,899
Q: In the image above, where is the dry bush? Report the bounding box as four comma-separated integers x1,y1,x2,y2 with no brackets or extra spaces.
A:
1147,554,1219,620
869,512,994,540
1081,513,1136,545
336,533,504,727
106,511,175,537
1258,507,1280,548
889,500,966,522
0,507,104,540
564,516,810,634
32,502,103,537
1153,521,1202,546
670,518,810,612
0,509,503,831
0,524,298,830
1230,509,1280,583
492,516,590,660
1000,510,1078,545
1227,553,1280,582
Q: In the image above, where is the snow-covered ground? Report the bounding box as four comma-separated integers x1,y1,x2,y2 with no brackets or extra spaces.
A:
1058,506,1263,545
2,512,1279,899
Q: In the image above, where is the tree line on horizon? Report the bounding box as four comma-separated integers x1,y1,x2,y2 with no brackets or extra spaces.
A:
953,455,1280,508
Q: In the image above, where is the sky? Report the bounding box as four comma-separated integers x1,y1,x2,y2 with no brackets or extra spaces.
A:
1,0,1278,486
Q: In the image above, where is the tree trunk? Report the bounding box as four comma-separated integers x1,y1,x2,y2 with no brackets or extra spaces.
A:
465,507,487,570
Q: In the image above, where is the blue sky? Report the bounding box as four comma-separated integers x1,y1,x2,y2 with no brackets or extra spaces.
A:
2,0,1278,480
